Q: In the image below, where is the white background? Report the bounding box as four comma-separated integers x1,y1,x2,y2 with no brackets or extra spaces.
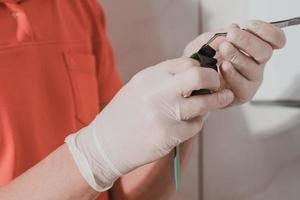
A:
249,0,300,101
202,0,300,200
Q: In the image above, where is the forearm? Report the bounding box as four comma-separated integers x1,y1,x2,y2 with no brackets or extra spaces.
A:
0,144,98,200
110,137,195,200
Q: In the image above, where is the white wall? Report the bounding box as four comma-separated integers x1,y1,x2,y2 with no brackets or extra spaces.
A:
100,0,201,199
201,0,300,200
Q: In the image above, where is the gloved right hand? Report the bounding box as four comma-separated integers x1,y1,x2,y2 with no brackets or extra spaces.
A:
65,58,234,192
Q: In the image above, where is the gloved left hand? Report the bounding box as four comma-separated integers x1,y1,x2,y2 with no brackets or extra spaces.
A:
184,20,286,105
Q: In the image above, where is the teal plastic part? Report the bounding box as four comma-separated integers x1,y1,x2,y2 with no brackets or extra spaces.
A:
174,145,180,192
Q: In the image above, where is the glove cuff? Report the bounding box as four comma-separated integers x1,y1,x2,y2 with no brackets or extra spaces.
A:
65,124,122,192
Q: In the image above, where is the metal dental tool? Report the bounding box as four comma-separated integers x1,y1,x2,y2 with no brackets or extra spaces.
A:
203,17,300,47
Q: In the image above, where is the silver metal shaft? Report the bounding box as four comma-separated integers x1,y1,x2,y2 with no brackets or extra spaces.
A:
271,17,300,28
204,17,300,46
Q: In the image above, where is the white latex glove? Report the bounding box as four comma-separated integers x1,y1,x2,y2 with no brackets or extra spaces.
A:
65,58,234,191
184,21,286,105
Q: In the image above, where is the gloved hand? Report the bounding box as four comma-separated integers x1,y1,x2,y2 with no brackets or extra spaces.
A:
65,58,234,191
184,20,286,105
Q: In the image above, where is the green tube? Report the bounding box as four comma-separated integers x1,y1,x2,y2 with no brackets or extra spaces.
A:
174,145,180,192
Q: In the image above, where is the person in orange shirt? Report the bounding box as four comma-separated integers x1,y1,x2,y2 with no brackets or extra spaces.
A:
0,0,286,199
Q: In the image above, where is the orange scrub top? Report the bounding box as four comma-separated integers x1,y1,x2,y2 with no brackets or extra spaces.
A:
0,0,122,199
